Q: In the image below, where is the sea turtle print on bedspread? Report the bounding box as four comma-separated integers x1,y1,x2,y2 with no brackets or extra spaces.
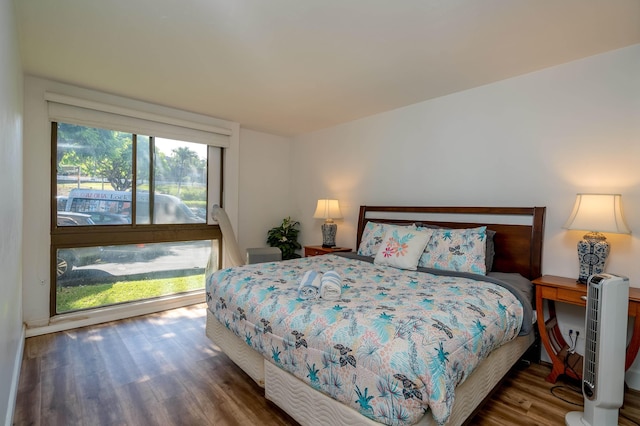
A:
206,254,526,426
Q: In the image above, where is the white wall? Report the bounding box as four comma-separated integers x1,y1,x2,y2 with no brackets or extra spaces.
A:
291,44,640,384
238,128,295,252
22,76,240,328
0,0,23,423
292,44,640,282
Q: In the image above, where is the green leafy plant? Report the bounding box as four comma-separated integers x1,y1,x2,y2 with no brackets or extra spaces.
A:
267,217,302,260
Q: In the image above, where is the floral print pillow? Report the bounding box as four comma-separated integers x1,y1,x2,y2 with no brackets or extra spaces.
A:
357,222,417,257
418,226,488,274
373,228,434,270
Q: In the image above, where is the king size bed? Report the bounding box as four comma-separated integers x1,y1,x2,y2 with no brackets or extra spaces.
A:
205,205,545,425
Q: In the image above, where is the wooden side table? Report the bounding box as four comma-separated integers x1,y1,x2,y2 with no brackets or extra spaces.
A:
304,245,352,257
532,275,640,383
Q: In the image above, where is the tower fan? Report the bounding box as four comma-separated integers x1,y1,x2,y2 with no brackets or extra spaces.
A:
566,273,629,426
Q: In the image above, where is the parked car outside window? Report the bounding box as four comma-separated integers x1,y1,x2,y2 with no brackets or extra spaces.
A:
56,212,101,278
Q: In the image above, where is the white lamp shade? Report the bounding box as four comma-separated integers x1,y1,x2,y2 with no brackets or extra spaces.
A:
313,199,342,220
564,193,631,234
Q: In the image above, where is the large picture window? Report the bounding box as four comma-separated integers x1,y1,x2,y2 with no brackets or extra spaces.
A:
51,115,224,314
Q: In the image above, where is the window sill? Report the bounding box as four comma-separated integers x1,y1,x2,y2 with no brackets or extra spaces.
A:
26,290,205,337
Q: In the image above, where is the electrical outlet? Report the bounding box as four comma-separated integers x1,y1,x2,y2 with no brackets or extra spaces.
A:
572,328,584,354
559,325,584,347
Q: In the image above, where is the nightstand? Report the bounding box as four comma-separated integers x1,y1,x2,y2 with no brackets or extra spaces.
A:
304,245,352,257
532,275,640,383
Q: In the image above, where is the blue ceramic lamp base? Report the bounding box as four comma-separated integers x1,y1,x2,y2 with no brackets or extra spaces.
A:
321,223,337,248
577,233,610,284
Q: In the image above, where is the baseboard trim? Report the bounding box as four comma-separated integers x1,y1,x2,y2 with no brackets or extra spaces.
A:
5,324,25,426
25,291,205,338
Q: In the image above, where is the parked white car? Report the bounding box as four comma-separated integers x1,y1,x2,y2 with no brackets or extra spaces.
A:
56,212,101,279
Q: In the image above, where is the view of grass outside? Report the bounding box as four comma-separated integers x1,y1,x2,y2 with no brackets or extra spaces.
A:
57,273,205,312
56,240,212,314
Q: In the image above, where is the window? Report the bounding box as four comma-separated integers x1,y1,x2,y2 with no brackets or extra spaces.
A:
57,125,213,226
49,94,228,315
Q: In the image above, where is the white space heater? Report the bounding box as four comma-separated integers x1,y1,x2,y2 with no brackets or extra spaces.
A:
566,273,629,426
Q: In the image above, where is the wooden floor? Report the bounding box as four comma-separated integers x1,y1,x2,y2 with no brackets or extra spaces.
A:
14,304,640,426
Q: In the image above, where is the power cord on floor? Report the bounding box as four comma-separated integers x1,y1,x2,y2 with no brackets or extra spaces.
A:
549,377,640,425
550,384,583,407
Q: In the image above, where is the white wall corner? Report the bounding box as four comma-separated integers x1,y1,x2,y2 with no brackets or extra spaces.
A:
4,324,25,426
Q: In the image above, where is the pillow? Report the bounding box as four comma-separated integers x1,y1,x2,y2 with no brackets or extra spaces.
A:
418,226,487,274
374,228,434,270
418,224,496,272
357,222,417,257
485,228,496,271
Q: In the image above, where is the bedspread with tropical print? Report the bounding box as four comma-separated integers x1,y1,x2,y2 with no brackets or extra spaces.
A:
205,254,527,426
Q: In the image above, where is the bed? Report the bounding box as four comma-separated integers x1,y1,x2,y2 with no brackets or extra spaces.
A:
205,205,546,425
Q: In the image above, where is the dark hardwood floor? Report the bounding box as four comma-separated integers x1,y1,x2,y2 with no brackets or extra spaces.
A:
14,304,640,426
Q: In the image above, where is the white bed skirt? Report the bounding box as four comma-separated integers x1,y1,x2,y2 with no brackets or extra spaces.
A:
206,309,535,425
206,310,266,387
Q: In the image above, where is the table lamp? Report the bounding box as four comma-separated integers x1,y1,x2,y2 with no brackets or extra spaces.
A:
563,193,631,283
313,199,342,248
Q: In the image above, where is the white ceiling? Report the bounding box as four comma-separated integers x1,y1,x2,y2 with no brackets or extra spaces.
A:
14,0,640,136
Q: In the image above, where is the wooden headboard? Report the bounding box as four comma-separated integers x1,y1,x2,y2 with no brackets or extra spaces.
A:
356,206,546,280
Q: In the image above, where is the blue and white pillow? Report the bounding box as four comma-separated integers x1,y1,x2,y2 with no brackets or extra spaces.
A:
357,222,417,257
418,226,487,274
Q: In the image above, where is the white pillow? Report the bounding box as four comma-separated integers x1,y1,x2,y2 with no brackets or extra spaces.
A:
357,222,417,257
374,228,434,270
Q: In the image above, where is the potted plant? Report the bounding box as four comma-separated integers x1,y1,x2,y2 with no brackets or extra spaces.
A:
267,217,302,260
